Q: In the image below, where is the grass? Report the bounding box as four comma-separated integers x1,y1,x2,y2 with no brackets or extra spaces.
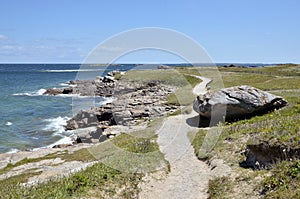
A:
113,133,159,153
113,72,123,80
89,117,169,173
264,160,300,198
190,128,210,159
0,129,165,198
191,64,300,157
221,72,300,90
122,69,203,106
208,176,232,199
219,63,300,77
0,163,141,199
189,64,300,198
0,117,168,198
122,69,191,87
0,148,96,176
165,74,202,106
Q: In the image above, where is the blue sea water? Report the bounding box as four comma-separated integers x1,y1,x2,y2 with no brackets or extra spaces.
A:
0,64,138,153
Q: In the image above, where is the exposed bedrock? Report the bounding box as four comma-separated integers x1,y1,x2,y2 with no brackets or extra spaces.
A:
65,81,177,132
45,77,115,97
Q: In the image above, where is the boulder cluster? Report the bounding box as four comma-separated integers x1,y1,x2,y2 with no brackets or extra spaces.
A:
65,80,177,131
44,71,120,97
47,72,180,143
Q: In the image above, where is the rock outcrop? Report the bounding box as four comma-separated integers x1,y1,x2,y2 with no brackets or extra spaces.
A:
157,65,171,70
193,85,287,119
65,80,177,133
45,73,118,97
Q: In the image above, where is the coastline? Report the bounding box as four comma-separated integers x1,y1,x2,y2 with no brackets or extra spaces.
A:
0,68,190,188
1,64,299,198
1,68,179,153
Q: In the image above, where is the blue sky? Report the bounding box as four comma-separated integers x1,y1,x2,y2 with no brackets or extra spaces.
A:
0,0,299,63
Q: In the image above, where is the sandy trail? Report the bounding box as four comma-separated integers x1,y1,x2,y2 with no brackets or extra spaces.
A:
139,76,212,199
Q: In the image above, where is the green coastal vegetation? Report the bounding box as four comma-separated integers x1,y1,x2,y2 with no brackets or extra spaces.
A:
123,69,203,106
192,64,300,198
0,64,299,198
0,115,167,198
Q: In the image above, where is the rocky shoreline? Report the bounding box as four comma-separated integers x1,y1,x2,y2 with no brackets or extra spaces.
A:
0,70,180,156
44,70,180,146
0,69,182,186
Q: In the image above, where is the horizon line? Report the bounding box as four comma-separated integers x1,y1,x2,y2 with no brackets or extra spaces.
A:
0,62,297,65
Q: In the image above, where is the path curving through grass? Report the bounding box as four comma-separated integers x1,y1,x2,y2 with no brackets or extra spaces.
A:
139,76,212,199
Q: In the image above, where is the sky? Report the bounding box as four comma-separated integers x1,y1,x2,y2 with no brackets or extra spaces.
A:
0,0,299,63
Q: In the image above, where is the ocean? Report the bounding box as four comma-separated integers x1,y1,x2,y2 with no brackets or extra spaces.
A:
0,64,139,153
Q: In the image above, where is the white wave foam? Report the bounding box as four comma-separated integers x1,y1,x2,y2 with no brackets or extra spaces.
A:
12,88,46,96
45,136,74,148
57,93,81,98
5,116,74,153
37,89,47,95
5,121,13,126
97,97,116,106
43,116,70,135
43,69,104,73
6,148,19,154
59,83,69,86
56,93,93,98
59,82,77,87
30,136,74,151
13,89,90,98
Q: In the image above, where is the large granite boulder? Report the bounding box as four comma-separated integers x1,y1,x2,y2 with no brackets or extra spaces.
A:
193,85,287,119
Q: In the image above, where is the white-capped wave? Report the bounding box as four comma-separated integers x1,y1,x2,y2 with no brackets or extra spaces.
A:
46,136,74,148
43,116,70,135
12,88,46,96
97,97,116,106
42,69,104,73
56,93,84,98
5,121,13,126
59,83,69,86
5,117,74,153
6,148,19,154
31,136,74,151
30,135,72,151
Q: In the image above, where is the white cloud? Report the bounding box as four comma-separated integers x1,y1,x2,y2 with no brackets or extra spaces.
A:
0,36,89,62
0,45,23,50
98,46,125,52
0,34,7,40
0,43,86,62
